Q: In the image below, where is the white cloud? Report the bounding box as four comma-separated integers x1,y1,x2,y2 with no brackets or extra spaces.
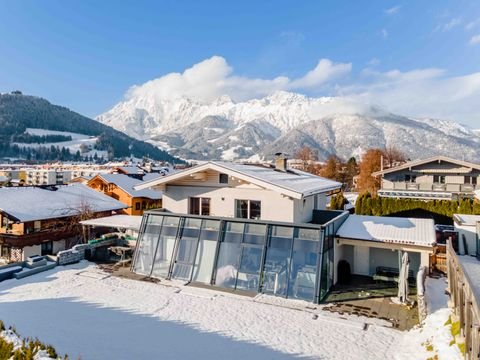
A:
127,56,351,103
385,5,401,15
123,56,480,127
435,17,462,32
341,67,480,125
465,18,480,30
469,34,480,45
289,59,352,89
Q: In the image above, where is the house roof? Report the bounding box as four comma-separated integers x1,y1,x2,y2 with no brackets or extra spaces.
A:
372,156,480,177
80,214,142,230
116,166,144,175
453,214,480,227
0,184,127,222
134,161,342,199
336,214,436,247
93,174,162,200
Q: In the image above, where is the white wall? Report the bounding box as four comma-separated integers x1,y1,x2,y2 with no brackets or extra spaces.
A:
163,185,296,222
53,240,66,254
455,223,478,255
22,245,41,260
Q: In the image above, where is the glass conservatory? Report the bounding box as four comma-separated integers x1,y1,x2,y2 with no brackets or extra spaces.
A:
131,211,344,303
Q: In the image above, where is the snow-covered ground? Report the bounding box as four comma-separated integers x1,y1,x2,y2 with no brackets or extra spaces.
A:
13,128,108,159
0,263,461,360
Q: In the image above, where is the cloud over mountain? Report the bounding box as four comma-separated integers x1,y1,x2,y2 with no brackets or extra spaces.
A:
117,56,480,127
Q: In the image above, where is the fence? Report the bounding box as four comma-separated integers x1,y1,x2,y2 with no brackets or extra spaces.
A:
447,239,480,359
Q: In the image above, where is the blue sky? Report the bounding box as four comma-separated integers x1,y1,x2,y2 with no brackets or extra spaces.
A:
1,0,480,127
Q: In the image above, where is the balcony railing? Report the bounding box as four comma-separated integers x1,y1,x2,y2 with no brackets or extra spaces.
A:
384,182,479,193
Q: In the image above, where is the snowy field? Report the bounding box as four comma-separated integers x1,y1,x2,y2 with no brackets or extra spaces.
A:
0,262,461,360
13,128,108,159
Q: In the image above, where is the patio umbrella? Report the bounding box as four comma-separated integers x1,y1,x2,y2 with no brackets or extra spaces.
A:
397,252,410,304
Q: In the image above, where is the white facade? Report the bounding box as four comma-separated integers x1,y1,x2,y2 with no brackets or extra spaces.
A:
142,163,338,224
163,183,327,223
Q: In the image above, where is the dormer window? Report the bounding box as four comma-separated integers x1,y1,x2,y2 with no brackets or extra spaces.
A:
219,173,229,184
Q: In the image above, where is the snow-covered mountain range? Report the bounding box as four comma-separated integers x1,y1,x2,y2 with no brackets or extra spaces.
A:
97,91,480,162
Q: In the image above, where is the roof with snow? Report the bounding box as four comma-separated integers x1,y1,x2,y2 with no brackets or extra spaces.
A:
116,166,145,175
80,214,142,230
336,215,436,247
372,155,480,177
0,184,127,222
135,161,341,199
454,214,480,227
93,174,162,200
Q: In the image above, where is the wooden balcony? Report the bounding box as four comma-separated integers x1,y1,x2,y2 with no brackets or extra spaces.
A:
0,229,78,247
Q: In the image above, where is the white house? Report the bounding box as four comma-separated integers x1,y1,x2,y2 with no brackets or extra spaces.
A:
453,214,480,256
135,160,342,223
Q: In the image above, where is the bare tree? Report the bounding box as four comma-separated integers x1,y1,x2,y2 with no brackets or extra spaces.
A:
294,146,318,173
383,146,406,169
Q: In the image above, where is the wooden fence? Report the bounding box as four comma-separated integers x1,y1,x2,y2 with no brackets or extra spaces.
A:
447,239,480,359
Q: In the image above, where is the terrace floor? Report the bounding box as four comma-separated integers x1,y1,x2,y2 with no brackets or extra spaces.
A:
323,275,419,330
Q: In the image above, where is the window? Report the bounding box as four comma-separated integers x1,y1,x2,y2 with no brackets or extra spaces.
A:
41,241,53,256
219,173,229,184
404,174,416,183
135,202,141,210
189,197,210,215
433,175,446,184
235,200,261,219
465,176,478,185
142,201,146,210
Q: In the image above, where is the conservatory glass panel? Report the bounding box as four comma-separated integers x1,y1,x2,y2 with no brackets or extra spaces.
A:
172,218,202,280
132,215,163,275
261,226,293,297
151,216,180,278
214,222,243,288
243,223,266,244
236,245,263,291
288,228,320,301
192,220,220,283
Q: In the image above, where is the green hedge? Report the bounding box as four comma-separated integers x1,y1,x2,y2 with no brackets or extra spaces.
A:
354,193,480,224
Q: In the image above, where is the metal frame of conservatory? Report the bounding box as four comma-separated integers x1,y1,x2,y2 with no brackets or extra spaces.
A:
131,210,347,303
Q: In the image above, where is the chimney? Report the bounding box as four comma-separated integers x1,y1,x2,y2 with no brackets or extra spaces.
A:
274,153,288,172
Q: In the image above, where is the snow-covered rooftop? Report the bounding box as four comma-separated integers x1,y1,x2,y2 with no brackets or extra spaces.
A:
453,214,480,227
136,161,341,199
97,174,162,200
116,166,144,175
336,215,436,247
0,184,127,222
80,214,142,230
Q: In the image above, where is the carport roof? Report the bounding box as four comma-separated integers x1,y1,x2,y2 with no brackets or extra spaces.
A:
336,215,436,247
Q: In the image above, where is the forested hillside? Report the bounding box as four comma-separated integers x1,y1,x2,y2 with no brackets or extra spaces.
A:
0,92,181,163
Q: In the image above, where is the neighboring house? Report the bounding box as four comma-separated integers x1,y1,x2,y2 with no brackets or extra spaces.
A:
134,160,342,223
0,184,126,262
372,156,480,200
335,215,435,280
87,174,162,215
453,214,480,256
24,169,73,186
114,166,145,180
